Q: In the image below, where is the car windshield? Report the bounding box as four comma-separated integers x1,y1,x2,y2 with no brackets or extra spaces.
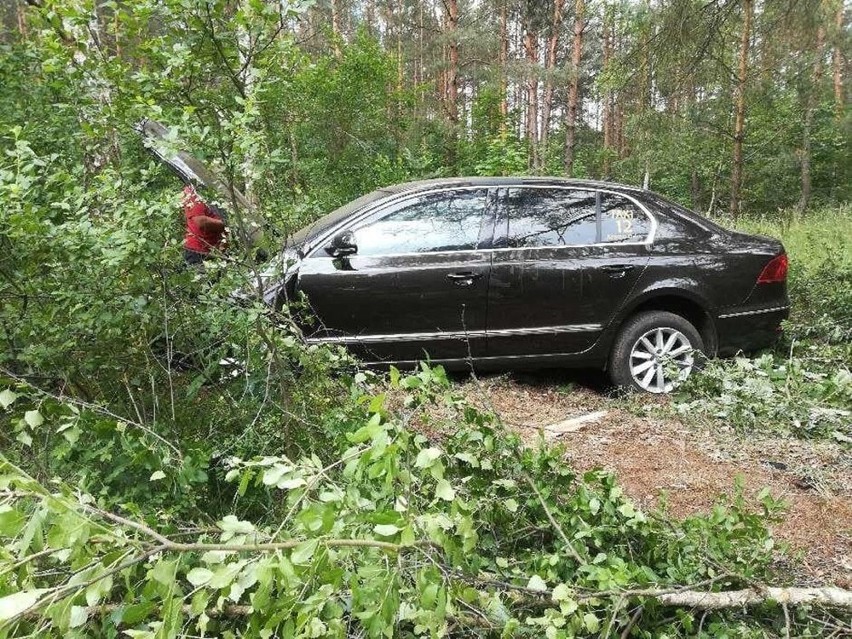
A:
286,189,392,254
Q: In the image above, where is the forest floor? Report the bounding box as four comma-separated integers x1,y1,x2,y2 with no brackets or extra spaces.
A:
433,370,852,587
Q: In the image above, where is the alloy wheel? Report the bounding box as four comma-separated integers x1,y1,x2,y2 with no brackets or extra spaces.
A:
629,327,695,393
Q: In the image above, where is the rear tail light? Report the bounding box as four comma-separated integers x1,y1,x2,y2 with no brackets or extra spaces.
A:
757,253,788,284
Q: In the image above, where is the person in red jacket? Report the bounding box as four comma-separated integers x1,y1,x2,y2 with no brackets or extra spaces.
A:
182,184,226,265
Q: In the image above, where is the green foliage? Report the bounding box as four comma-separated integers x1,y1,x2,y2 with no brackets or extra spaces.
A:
0,367,792,637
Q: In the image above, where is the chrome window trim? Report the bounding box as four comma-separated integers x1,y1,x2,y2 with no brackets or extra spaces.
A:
303,184,657,260
305,323,603,345
717,305,790,319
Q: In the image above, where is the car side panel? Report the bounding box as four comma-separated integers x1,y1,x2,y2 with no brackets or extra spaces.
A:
486,245,649,356
296,251,491,362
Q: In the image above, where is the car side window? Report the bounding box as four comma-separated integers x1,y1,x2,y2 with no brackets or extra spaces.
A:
351,190,488,256
599,194,651,243
504,188,598,247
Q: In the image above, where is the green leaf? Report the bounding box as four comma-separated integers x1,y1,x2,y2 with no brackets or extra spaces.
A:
219,515,254,534
415,447,442,469
276,477,307,490
84,575,112,607
373,524,400,537
0,389,17,409
589,498,601,515
0,506,26,537
527,575,547,592
618,503,636,518
583,612,600,633
0,589,47,620
435,479,455,501
151,559,177,586
149,471,166,481
69,605,88,628
504,498,518,513
552,583,572,602
261,464,291,486
186,567,214,587
24,410,43,428
291,538,319,564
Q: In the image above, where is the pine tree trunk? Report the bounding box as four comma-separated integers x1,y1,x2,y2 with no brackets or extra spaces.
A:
601,5,613,178
419,0,425,111
798,23,826,213
730,0,753,220
499,0,509,133
445,0,459,126
330,0,342,57
16,0,28,39
564,0,584,175
833,2,845,118
366,0,376,37
540,0,565,169
523,17,540,170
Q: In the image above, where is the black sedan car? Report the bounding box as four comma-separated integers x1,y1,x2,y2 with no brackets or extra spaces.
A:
138,123,789,393
263,178,789,393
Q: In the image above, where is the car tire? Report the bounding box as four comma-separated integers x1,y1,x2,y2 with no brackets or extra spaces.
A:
608,311,704,394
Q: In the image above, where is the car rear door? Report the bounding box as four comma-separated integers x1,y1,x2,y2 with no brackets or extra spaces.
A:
486,187,651,357
295,188,495,364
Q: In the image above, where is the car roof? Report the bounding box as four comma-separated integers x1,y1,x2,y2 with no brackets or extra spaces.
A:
380,176,648,195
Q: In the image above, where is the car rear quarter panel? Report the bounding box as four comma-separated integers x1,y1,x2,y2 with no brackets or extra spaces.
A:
594,230,788,359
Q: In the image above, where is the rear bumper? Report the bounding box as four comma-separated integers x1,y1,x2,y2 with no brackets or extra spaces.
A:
715,304,790,356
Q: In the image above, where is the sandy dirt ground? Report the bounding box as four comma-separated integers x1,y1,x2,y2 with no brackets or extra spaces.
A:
443,369,852,587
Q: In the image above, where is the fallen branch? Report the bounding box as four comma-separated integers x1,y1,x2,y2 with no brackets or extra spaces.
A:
541,410,609,436
654,586,852,610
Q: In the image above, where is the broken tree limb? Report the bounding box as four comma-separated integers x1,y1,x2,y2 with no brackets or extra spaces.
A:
653,586,852,610
542,410,609,436
41,587,851,624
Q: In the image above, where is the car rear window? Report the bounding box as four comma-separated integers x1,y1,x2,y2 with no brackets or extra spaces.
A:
642,193,726,235
502,188,651,247
600,194,651,243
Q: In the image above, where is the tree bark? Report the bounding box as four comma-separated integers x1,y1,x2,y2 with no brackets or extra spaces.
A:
798,22,826,213
366,0,376,37
540,0,565,168
16,0,28,38
563,0,584,176
445,0,459,126
499,0,509,133
730,0,753,220
418,0,424,111
330,0,342,57
523,11,540,169
601,4,614,178
655,586,852,610
832,1,845,118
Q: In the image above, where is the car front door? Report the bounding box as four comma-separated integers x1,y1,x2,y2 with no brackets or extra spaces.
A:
295,188,495,364
486,187,651,358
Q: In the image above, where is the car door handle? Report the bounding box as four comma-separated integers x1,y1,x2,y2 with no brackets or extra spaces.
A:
601,264,635,275
447,272,483,286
